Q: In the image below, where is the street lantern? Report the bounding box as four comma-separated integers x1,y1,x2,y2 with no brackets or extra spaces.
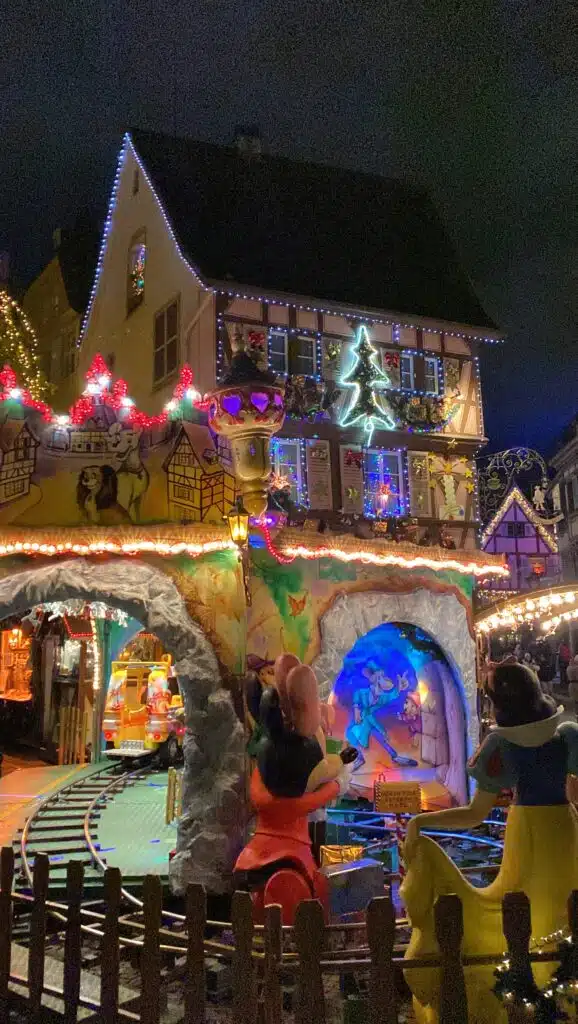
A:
226,497,250,549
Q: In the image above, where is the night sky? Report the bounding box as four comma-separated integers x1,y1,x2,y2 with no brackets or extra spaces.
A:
2,1,577,452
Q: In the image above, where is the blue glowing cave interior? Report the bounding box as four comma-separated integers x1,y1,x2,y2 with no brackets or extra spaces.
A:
331,621,466,805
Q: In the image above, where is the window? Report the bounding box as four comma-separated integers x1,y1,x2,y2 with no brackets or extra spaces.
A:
291,335,317,377
400,354,414,390
507,522,526,538
568,479,577,514
127,233,146,313
5,480,25,498
269,330,288,375
424,356,440,394
132,168,140,195
153,298,179,384
365,449,404,516
272,439,302,505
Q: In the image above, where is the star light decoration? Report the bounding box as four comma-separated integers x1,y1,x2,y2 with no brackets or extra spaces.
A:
339,325,396,442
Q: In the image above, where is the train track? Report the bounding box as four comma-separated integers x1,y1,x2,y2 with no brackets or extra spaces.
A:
15,763,152,903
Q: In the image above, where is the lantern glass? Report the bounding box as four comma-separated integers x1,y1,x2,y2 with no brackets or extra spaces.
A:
227,498,249,548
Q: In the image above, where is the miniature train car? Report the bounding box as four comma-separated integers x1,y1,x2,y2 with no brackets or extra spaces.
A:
103,656,185,765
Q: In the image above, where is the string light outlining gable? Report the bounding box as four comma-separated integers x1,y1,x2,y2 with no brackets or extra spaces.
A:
80,134,504,356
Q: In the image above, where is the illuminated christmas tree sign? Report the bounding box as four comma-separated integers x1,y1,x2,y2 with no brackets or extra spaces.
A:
339,325,396,442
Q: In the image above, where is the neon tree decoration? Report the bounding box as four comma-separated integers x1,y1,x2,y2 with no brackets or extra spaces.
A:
339,325,396,442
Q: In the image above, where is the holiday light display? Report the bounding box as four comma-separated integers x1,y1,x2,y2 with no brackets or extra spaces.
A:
476,586,577,634
0,291,49,402
339,325,396,441
0,354,203,430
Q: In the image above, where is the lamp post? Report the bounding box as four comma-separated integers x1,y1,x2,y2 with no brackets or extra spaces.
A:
226,496,251,606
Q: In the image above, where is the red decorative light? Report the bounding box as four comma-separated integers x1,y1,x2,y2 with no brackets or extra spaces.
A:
260,522,296,565
0,356,204,430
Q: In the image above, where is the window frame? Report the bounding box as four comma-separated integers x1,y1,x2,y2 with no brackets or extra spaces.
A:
126,230,146,315
399,353,415,390
268,329,289,376
364,448,405,517
506,521,526,538
153,295,180,388
271,438,303,506
290,334,317,378
424,355,440,394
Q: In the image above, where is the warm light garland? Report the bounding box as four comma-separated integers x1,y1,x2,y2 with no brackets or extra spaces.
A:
480,486,558,553
271,530,508,578
0,291,49,401
0,524,236,559
476,586,577,634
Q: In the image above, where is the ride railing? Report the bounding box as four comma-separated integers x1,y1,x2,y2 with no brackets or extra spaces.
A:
1,845,576,1024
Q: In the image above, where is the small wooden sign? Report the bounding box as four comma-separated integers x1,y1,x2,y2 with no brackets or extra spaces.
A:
374,781,422,814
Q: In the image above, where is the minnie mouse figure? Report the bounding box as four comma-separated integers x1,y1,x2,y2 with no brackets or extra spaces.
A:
234,654,357,924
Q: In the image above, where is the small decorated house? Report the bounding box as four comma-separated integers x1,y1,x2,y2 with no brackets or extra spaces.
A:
164,422,235,523
480,486,561,593
0,422,39,505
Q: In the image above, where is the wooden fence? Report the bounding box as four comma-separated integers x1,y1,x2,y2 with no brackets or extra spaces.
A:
57,707,90,766
0,845,576,1024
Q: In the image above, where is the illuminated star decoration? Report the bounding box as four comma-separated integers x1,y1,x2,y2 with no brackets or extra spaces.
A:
339,325,396,443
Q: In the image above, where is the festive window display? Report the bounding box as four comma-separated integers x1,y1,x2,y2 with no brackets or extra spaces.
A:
339,325,396,442
153,298,179,384
271,438,306,507
364,449,404,518
0,626,32,702
127,237,146,313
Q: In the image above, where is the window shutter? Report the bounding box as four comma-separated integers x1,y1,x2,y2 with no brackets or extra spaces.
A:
339,444,364,514
407,452,432,516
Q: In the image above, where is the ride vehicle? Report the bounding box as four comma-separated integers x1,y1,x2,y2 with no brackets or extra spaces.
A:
103,655,185,766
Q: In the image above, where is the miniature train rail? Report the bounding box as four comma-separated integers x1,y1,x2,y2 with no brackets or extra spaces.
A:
15,765,506,962
17,763,149,907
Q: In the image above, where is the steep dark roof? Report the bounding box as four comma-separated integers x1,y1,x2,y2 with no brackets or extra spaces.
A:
130,129,498,333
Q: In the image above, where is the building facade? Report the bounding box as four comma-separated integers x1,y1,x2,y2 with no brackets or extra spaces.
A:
480,486,561,597
550,418,578,581
23,220,99,410
77,130,503,549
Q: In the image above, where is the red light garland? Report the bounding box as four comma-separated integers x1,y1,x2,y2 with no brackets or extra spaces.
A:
260,522,296,564
0,356,205,430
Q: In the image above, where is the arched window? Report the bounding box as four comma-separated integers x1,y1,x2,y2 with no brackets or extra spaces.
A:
127,232,146,314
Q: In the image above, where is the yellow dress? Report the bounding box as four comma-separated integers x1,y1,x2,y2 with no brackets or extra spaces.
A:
401,712,578,1024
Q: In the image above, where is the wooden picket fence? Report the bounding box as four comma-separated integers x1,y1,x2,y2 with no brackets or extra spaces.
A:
57,707,90,766
0,845,576,1024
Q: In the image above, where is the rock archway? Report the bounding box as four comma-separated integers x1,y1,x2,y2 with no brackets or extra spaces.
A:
0,558,244,894
312,587,478,759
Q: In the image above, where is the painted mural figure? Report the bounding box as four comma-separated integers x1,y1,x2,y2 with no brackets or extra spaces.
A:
108,425,150,521
347,664,418,769
76,466,132,525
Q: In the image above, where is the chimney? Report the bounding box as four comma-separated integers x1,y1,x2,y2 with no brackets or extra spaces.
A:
235,126,262,158
52,227,62,251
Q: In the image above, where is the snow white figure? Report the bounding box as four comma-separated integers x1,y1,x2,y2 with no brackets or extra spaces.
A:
401,661,578,1024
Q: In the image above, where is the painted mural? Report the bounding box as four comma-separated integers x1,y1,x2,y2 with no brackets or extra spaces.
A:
0,407,235,529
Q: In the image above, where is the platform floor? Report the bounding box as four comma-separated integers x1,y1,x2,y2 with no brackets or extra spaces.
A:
94,772,176,877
